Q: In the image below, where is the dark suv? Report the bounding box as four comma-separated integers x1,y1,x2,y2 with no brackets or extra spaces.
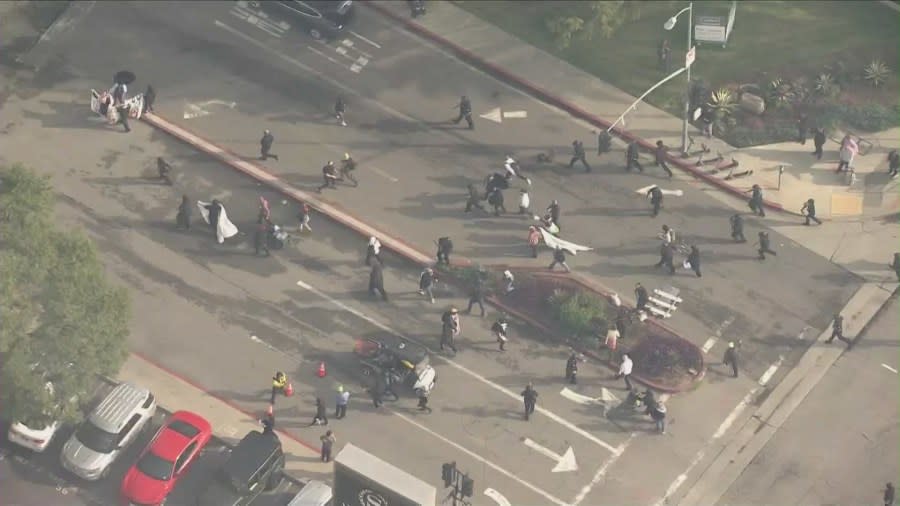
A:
197,431,285,506
251,1,354,40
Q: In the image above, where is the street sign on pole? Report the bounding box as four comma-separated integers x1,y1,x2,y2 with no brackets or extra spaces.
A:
685,46,696,68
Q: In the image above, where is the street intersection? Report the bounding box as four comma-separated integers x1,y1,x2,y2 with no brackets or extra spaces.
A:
0,1,892,505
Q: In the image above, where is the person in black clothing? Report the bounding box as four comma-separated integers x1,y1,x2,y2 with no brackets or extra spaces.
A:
254,218,270,257
648,186,664,217
334,96,347,126
796,113,808,145
176,194,192,230
311,398,328,426
157,157,173,185
260,130,278,160
369,262,388,301
654,140,673,178
565,353,578,385
615,309,629,339
116,104,131,132
568,140,591,172
548,246,571,272
491,315,509,351
812,128,826,160
723,341,739,377
885,482,895,506
318,161,339,192
465,272,487,317
747,184,766,217
440,308,459,353
656,242,675,274
205,200,223,231
634,283,649,312
417,391,432,413
261,413,275,435
597,130,612,155
888,150,899,178
487,187,505,216
687,245,701,277
801,198,822,225
436,237,453,265
825,313,852,347
729,214,746,242
546,200,561,226
465,184,485,213
891,253,900,282
409,0,426,18
453,95,474,129
626,140,644,172
143,85,156,114
339,153,358,186
521,383,538,421
756,231,777,260
371,378,384,408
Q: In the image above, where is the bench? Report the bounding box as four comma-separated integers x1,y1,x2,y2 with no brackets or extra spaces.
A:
648,296,678,311
653,289,683,304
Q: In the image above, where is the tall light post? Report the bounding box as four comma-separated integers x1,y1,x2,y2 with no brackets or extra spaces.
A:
664,2,693,155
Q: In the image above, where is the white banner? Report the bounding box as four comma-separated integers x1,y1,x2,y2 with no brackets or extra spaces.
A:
539,228,592,256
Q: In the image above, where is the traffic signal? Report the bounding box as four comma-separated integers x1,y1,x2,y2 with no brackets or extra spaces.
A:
461,475,474,497
441,462,456,487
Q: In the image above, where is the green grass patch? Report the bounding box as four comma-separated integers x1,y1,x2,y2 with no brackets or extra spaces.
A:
457,1,900,116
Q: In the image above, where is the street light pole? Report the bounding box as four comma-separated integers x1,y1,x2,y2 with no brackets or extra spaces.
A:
665,2,693,155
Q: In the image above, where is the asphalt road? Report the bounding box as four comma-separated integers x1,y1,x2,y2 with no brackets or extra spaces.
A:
716,294,900,506
1,383,299,506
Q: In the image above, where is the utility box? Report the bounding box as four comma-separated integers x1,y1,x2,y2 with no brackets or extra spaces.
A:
694,1,737,48
333,444,437,506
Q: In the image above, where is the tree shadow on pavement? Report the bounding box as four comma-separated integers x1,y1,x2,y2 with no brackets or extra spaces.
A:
439,404,522,421
358,117,428,135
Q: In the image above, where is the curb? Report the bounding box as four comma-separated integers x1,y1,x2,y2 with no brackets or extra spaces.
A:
363,1,792,216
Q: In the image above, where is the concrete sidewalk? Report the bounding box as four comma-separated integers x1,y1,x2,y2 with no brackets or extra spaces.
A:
117,353,331,482
365,1,898,219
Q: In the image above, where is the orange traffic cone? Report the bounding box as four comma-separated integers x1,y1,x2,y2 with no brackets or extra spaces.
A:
317,361,327,378
266,403,273,416
284,382,294,397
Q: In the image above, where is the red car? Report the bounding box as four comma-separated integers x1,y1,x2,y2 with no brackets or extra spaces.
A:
120,411,212,506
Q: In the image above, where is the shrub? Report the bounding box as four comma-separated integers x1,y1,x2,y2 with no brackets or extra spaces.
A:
724,123,798,148
766,78,796,110
814,73,840,99
707,88,737,121
839,103,897,132
864,60,891,88
547,289,608,338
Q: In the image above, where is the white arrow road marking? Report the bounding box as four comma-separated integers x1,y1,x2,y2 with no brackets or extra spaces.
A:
882,363,898,374
503,110,527,119
636,184,684,197
560,387,619,405
484,488,512,506
480,107,503,123
522,438,578,473
197,99,237,109
183,103,211,119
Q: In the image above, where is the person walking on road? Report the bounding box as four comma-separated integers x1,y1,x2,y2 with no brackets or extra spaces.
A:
298,202,312,233
452,95,474,129
418,267,437,304
487,187,506,216
656,242,676,274
436,236,453,265
597,130,612,156
371,377,384,408
521,382,538,421
650,401,667,434
825,313,852,348
648,186,664,217
812,128,826,160
365,236,382,266
417,391,432,413
335,385,350,419
259,129,278,160
723,341,739,377
176,194,192,231
885,482,895,506
143,85,156,114
730,214,746,242
318,161,339,192
604,324,620,361
654,140,674,178
261,412,275,435
339,153,358,186
334,96,347,127
569,140,591,172
687,245,702,277
320,430,336,462
635,283,649,312
747,184,766,217
368,261,388,301
801,198,822,225
440,307,460,353
254,218,270,257
548,246,571,273
888,150,900,178
157,157,173,185
837,134,858,172
257,196,271,223
546,200,561,227
270,372,287,405
504,155,531,186
756,231,777,260
565,352,578,385
311,397,328,426
626,140,644,172
465,183,485,213
518,188,531,215
116,104,131,133
464,271,487,317
890,253,900,282
491,314,510,351
527,225,541,258
617,353,634,391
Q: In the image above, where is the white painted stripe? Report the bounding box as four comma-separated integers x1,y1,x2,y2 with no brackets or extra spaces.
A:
350,30,382,48
652,449,706,506
350,64,362,73
882,363,898,374
701,338,716,353
712,389,758,440
484,488,512,506
758,356,784,386
503,110,528,118
391,411,568,506
572,435,635,506
294,279,620,454
307,45,346,67
335,46,348,56
369,165,399,182
256,22,284,38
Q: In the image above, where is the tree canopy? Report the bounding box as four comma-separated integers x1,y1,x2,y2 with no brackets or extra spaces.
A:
546,1,644,50
0,163,130,426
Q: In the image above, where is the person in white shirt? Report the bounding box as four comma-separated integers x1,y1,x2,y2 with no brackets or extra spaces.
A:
617,353,633,390
366,236,382,265
504,155,531,186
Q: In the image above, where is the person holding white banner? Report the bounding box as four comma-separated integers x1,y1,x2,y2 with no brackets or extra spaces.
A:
197,199,239,244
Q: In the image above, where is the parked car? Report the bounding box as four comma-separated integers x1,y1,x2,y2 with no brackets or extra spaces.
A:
61,383,157,481
120,411,212,506
196,430,285,506
252,0,354,40
7,381,71,453
287,480,333,506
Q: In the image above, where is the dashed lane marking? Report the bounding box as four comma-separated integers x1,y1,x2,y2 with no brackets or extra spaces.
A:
758,356,784,386
571,434,635,506
295,279,620,454
882,363,898,374
369,165,399,182
350,30,382,48
701,338,716,354
306,44,347,69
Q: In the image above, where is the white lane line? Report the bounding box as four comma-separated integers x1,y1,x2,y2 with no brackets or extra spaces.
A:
306,44,348,68
571,434,635,506
350,30,382,49
758,356,784,386
701,338,716,354
391,410,569,506
295,279,620,454
796,325,812,340
369,165,399,182
484,488,512,506
339,38,373,59
882,363,898,374
652,448,707,506
711,388,758,440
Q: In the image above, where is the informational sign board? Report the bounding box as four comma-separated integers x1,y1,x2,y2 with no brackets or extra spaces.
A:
694,1,737,48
